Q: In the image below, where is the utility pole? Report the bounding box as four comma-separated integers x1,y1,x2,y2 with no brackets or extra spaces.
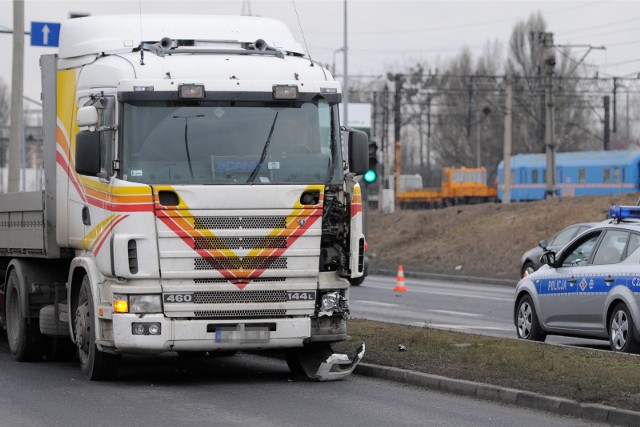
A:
381,84,389,189
603,96,610,150
394,73,403,211
9,0,25,193
372,91,378,142
612,77,618,134
542,32,556,198
466,76,475,159
426,92,432,178
342,0,348,130
502,76,512,204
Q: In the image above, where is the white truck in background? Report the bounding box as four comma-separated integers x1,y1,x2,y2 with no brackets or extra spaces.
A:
0,15,368,381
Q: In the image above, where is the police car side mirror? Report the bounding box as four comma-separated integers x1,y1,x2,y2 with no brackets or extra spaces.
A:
540,251,556,267
539,239,548,250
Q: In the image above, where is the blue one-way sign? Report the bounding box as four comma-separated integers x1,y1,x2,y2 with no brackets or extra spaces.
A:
31,22,61,47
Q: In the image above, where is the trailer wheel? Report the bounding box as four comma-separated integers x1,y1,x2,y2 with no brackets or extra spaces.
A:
5,269,45,361
75,275,120,380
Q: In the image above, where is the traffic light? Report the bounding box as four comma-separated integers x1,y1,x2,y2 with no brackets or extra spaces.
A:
364,141,378,183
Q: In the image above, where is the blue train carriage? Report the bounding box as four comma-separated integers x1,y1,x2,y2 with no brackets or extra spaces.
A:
497,150,640,202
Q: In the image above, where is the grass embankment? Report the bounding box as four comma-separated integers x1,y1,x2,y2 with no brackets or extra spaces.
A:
333,319,640,412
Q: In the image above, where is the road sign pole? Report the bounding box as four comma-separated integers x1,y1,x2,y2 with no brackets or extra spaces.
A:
9,0,24,193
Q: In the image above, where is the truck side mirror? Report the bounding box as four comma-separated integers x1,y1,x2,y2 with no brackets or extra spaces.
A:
77,106,99,128
75,130,101,176
347,129,368,175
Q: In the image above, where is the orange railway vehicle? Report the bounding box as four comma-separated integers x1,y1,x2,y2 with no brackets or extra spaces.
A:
399,167,497,208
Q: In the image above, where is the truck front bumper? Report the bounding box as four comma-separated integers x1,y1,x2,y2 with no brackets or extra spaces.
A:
108,314,310,353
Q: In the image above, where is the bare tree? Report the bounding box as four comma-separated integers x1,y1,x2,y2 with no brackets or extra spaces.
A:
507,12,596,155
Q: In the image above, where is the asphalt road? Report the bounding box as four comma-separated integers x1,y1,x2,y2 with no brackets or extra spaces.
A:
350,274,611,350
0,336,602,427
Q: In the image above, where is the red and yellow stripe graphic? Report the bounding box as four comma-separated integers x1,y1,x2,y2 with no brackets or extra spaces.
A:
155,185,324,289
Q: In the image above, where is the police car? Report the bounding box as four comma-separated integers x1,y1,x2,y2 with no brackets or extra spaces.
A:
514,206,640,353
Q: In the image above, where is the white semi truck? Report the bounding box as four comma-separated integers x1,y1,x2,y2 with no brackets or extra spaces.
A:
0,15,368,381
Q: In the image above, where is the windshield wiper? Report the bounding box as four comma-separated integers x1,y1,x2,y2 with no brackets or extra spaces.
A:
173,114,205,180
247,112,279,184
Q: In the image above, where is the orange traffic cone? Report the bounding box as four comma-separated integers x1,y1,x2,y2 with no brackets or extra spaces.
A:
393,265,408,292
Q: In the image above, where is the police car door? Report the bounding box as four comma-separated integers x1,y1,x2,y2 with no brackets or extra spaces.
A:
568,229,632,334
537,230,602,332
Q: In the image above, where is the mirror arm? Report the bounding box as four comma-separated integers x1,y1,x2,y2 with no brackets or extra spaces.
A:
96,125,118,132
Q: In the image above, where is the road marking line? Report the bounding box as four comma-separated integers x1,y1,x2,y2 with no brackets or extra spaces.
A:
429,310,484,318
357,300,400,307
429,324,512,331
359,284,513,302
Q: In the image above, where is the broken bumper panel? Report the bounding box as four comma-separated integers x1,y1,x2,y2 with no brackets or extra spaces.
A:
301,343,366,381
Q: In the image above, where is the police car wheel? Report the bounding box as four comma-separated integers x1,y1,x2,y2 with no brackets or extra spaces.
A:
516,295,546,341
609,303,640,354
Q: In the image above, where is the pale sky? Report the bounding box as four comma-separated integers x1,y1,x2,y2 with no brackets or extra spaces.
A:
1,0,639,103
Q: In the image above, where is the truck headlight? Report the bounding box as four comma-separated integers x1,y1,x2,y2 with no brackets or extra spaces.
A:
129,295,162,314
319,291,349,316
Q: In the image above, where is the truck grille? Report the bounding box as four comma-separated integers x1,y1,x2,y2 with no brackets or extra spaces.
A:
194,309,286,318
194,257,288,270
194,290,287,304
194,278,287,284
193,216,287,230
194,236,287,250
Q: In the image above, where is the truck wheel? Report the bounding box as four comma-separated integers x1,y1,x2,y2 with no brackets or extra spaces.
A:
75,275,120,380
5,269,45,361
348,276,365,286
285,348,305,375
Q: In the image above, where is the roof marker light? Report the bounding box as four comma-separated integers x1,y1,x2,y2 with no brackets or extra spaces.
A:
609,205,640,220
273,85,298,100
179,84,205,99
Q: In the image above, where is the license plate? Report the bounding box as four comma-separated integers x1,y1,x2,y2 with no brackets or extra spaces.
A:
215,326,270,344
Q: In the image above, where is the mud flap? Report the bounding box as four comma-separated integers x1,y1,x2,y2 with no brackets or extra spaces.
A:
298,342,365,381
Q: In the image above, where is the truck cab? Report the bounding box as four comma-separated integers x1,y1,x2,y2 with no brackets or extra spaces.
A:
1,14,368,381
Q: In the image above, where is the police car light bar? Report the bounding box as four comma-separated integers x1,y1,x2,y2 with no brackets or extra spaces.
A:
609,205,640,220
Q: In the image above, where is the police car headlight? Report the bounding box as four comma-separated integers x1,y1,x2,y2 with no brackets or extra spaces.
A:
129,295,162,314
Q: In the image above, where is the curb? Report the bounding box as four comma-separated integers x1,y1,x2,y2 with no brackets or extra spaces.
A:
354,363,640,426
370,267,518,287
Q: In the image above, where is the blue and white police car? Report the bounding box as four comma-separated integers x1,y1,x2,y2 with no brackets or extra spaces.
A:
514,206,640,353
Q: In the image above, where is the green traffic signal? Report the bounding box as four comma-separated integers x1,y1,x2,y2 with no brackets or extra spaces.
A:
363,169,378,183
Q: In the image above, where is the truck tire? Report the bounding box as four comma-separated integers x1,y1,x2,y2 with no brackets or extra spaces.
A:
5,269,45,361
348,276,365,286
75,275,120,380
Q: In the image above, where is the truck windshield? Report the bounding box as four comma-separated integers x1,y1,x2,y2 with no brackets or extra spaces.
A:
121,99,342,185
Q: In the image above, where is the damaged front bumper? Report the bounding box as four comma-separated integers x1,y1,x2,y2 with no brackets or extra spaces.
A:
312,343,366,381
295,342,366,381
